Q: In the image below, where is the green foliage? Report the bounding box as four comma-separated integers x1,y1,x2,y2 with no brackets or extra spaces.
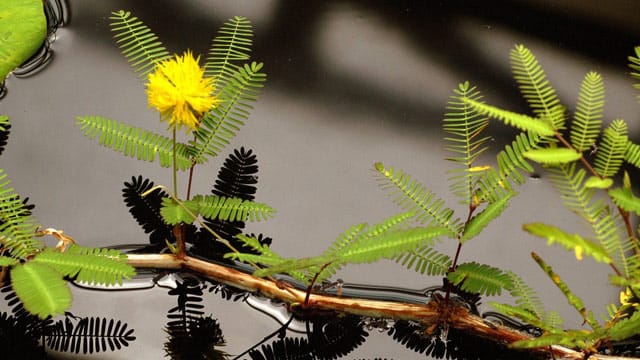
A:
629,46,640,99
524,223,611,263
394,246,452,276
609,187,640,216
373,162,461,235
570,72,604,152
189,61,267,164
10,262,72,319
0,169,41,259
494,131,539,185
462,98,555,136
204,16,253,90
32,245,135,286
443,81,491,204
608,310,640,341
76,116,193,170
522,148,582,164
460,192,513,243
109,10,171,79
594,119,627,177
509,44,561,120
230,213,448,285
159,195,274,226
447,262,513,296
0,0,46,80
511,330,599,350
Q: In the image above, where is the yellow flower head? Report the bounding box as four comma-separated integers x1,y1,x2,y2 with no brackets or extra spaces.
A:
146,51,218,131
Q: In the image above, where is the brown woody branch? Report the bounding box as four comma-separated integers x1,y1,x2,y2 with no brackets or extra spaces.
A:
123,253,640,360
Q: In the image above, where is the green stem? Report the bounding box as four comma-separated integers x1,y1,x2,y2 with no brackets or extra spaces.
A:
172,127,178,197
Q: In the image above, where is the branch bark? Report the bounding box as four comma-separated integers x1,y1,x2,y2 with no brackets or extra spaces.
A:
125,253,636,360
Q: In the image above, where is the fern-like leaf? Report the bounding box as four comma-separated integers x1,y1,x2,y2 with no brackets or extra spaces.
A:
531,252,598,329
524,223,611,263
374,162,461,235
522,148,582,164
190,194,274,222
205,16,253,90
495,131,540,185
462,98,555,136
394,246,452,276
446,262,513,296
594,119,628,178
629,46,640,100
609,187,640,216
624,140,640,168
510,44,561,120
443,82,491,204
189,62,267,164
460,192,514,243
10,262,71,319
33,246,135,286
76,115,193,170
511,330,599,350
608,309,640,341
248,337,314,360
46,315,136,354
0,170,41,259
570,71,604,152
109,10,170,79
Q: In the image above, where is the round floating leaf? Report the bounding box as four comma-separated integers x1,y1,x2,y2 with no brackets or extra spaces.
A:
0,0,47,79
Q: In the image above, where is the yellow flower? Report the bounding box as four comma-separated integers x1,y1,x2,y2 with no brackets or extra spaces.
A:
146,51,218,131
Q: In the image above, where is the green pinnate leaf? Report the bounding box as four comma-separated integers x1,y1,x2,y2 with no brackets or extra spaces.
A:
570,71,604,152
10,262,71,319
523,223,611,263
460,192,514,243
160,197,199,225
609,187,640,216
462,98,555,136
583,176,612,189
594,119,628,178
522,148,581,164
447,262,513,296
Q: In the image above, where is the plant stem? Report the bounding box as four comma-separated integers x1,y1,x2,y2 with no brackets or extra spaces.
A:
125,253,590,360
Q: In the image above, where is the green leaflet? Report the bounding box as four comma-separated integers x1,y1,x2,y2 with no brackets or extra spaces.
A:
0,0,47,80
523,223,611,263
33,246,136,286
510,44,561,120
160,197,199,225
608,310,640,341
531,252,599,330
189,61,266,164
460,192,513,243
11,262,71,319
204,16,253,90
443,81,491,204
630,46,640,100
191,194,275,222
109,10,171,79
511,330,600,350
522,148,581,164
76,116,193,170
583,176,612,189
594,119,628,178
394,246,452,276
462,98,555,136
373,162,461,235
609,187,640,217
0,169,41,259
0,255,17,266
447,262,513,296
570,72,604,152
489,303,555,333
